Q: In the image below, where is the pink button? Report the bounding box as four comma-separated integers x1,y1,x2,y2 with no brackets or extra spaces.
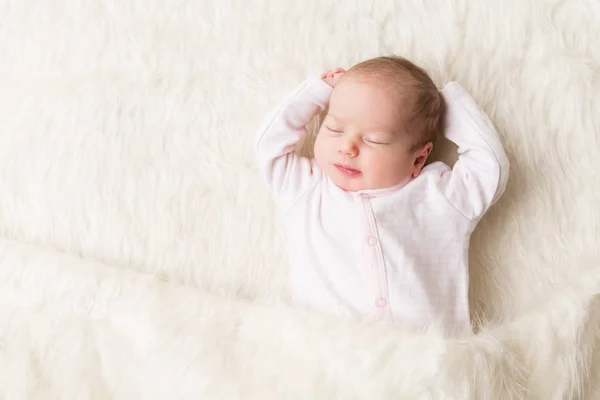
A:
376,298,387,308
360,193,370,199
366,235,378,246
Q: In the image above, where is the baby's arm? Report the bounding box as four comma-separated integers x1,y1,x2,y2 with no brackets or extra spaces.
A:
254,75,333,210
438,82,510,221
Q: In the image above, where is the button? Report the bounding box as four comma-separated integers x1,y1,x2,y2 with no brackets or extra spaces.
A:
376,298,387,308
366,235,378,246
360,193,370,199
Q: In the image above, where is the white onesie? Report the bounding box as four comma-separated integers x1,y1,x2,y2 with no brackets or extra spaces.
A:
254,75,509,337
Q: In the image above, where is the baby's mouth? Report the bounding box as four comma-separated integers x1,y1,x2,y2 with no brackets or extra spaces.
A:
334,163,362,177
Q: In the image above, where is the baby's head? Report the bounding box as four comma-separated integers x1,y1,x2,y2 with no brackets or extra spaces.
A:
314,56,446,192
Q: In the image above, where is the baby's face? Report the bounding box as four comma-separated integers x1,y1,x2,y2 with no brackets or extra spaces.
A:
314,77,427,192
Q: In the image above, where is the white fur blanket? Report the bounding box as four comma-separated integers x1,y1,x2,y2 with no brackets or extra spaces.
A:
0,0,599,398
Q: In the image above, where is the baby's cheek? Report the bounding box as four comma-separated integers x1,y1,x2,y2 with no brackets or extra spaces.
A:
371,152,408,179
313,136,327,165
369,151,394,168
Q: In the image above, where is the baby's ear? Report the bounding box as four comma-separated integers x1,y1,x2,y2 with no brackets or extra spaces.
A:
421,141,433,158
412,142,433,177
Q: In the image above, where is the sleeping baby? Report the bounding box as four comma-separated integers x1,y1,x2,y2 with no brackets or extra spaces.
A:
254,56,509,337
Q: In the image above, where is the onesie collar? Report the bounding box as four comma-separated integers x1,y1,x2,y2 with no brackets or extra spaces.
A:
325,174,414,201
354,175,413,198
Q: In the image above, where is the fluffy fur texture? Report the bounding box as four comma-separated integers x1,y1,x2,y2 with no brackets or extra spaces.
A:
0,0,599,398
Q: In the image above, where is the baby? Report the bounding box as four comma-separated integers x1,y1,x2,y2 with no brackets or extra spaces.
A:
254,56,509,337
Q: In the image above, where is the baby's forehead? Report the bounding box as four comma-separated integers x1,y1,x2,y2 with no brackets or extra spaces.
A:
337,72,418,108
328,101,411,137
330,75,416,124
342,68,414,91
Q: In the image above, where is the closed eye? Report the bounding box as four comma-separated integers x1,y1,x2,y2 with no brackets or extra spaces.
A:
364,138,389,145
326,126,343,133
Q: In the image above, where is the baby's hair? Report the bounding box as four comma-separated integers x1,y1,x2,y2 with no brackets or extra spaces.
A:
344,56,446,149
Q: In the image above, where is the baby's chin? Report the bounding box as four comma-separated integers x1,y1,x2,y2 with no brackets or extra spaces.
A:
334,181,364,192
316,159,403,192
326,172,383,192
322,171,360,192
326,168,411,192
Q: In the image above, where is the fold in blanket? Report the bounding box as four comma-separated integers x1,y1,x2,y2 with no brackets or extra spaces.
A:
0,239,598,398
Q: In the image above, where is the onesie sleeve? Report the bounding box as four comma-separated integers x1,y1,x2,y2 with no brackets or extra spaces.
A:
254,75,332,211
437,82,510,221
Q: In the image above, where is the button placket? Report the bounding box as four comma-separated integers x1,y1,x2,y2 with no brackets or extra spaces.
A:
357,193,392,320
366,235,378,246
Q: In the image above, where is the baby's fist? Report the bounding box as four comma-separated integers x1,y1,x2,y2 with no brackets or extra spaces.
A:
321,67,345,87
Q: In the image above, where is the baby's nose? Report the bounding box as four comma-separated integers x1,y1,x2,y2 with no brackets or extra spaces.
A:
338,138,359,156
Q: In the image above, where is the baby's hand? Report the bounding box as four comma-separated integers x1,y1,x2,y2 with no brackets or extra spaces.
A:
321,68,345,87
